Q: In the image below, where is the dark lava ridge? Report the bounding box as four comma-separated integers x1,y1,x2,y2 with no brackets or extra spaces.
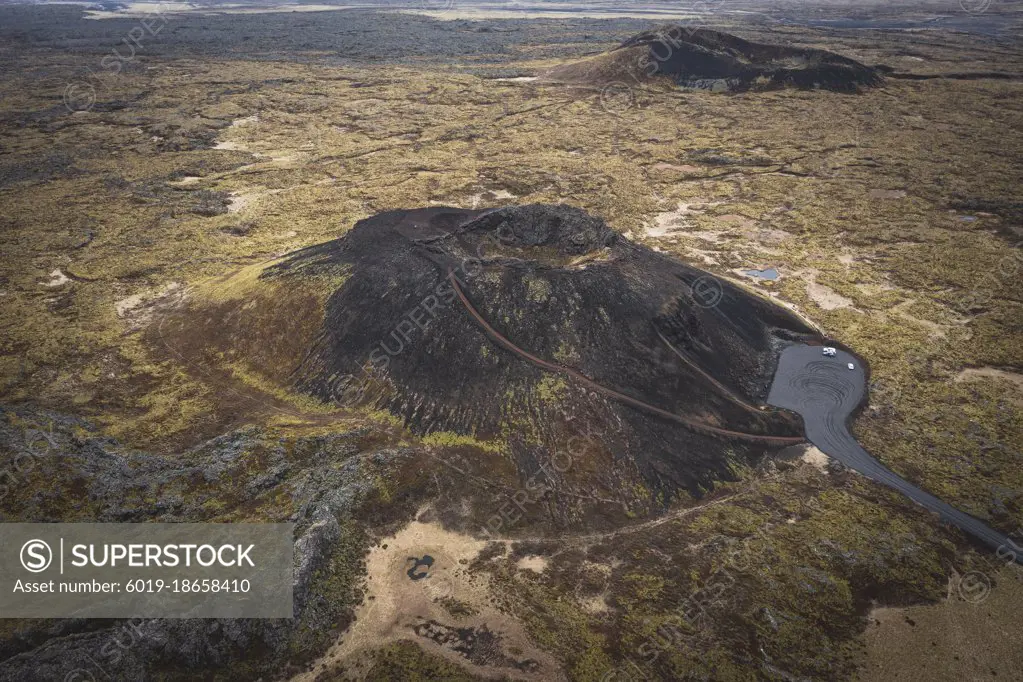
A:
545,25,883,93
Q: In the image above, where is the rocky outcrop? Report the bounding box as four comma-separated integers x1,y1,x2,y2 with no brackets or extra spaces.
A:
0,406,414,681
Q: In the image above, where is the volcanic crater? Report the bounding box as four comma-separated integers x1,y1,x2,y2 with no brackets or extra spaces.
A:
167,205,832,511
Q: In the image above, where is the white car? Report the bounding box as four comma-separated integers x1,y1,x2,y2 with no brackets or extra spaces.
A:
822,347,837,357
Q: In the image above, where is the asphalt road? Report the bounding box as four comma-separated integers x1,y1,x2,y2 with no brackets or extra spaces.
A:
768,344,1022,564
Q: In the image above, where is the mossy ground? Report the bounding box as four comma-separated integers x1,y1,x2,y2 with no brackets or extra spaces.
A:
1,10,1021,681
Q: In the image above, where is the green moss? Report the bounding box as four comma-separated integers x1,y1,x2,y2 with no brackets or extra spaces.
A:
356,641,482,682
525,273,553,303
518,589,614,682
224,361,334,413
421,430,506,454
535,375,568,406
621,573,666,601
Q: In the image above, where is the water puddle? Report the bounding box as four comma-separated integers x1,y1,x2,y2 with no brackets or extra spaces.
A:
744,267,779,280
406,555,435,581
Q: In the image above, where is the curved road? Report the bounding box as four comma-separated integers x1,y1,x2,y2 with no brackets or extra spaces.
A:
768,344,1022,563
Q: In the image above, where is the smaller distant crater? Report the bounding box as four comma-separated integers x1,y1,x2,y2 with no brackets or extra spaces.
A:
544,25,883,93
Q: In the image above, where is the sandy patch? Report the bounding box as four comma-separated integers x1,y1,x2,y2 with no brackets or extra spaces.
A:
890,300,947,339
230,114,260,128
469,189,518,209
42,269,69,288
227,191,260,214
807,279,856,311
213,115,260,151
84,1,193,19
647,202,695,237
268,153,300,165
646,201,720,238
801,445,831,473
292,517,563,682
516,555,548,574
213,139,248,151
868,189,907,200
115,283,183,328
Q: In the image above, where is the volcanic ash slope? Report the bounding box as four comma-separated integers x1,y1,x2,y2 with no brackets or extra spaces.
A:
198,204,819,501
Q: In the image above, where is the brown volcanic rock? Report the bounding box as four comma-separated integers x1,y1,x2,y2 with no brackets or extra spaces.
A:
545,25,883,93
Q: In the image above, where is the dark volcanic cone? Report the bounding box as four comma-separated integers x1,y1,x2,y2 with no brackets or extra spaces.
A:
241,204,821,501
545,25,883,93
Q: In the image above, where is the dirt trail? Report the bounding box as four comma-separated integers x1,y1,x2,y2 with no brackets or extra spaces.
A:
449,271,804,446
